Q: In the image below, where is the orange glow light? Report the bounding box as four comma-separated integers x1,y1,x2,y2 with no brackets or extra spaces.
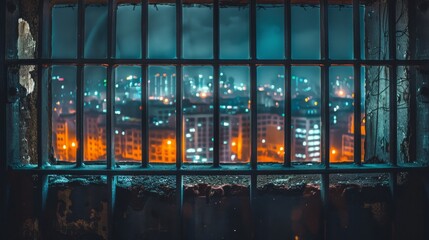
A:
71,142,76,147
63,144,67,149
331,149,336,155
167,140,172,145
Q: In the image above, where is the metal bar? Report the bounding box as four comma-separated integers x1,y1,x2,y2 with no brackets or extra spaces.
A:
176,174,183,239
353,0,361,60
107,175,117,239
388,1,398,238
213,0,220,168
320,1,329,239
5,58,429,66
141,0,149,168
284,0,292,167
76,0,85,167
8,163,429,175
250,173,257,239
141,66,149,167
108,0,116,58
388,0,397,166
176,0,183,169
175,2,184,237
45,0,53,59
37,174,49,239
142,0,148,59
250,1,260,233
320,173,329,240
106,0,116,170
107,66,115,169
353,65,362,165
320,0,329,168
38,0,49,169
176,65,183,169
353,0,362,165
250,0,257,170
176,0,182,59
321,65,330,167
389,172,397,239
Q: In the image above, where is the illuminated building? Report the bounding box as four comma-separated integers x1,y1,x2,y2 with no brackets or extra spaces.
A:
84,111,106,161
291,114,321,162
342,113,365,161
257,113,284,162
149,128,176,163
184,113,214,163
54,114,76,161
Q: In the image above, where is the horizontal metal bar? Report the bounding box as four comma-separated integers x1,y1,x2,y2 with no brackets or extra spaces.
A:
8,163,429,175
5,59,429,66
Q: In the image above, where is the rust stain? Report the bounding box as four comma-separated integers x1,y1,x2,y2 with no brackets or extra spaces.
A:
56,189,108,239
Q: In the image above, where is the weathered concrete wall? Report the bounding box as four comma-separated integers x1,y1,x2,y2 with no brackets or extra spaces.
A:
5,0,41,165
414,3,429,164
5,174,429,240
364,1,391,162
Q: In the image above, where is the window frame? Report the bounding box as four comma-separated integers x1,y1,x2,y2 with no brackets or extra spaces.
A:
2,0,429,239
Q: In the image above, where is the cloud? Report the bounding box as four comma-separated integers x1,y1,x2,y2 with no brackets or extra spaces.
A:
183,6,214,58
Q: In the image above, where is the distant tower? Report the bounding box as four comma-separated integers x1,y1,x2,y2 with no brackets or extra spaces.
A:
154,73,160,98
163,73,168,97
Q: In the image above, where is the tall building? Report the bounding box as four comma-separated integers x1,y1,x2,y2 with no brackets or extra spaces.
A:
291,115,321,162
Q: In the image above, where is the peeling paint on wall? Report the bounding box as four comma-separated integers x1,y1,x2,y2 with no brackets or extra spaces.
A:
17,18,35,95
54,187,108,239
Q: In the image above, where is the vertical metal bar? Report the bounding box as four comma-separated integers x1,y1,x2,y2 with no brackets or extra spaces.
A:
213,0,220,168
176,0,183,169
106,0,116,170
250,173,257,239
320,1,330,240
142,0,148,60
38,0,48,168
389,171,397,240
320,173,330,240
250,0,257,239
176,64,183,169
388,0,397,167
107,175,117,240
353,0,362,165
388,0,398,238
44,0,52,59
284,0,292,167
176,174,183,239
250,0,257,170
141,66,149,167
175,1,183,237
106,62,114,169
76,0,85,167
320,0,330,168
353,65,362,165
141,0,149,168
37,174,49,239
107,2,117,237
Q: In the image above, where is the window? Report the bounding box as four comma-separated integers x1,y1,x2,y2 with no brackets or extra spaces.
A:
1,0,429,239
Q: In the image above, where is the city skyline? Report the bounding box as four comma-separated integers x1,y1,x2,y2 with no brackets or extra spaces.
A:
50,4,366,163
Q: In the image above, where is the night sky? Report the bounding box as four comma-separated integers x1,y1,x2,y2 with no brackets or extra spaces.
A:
51,4,363,88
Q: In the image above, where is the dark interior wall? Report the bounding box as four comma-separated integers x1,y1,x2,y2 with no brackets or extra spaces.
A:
4,174,429,240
